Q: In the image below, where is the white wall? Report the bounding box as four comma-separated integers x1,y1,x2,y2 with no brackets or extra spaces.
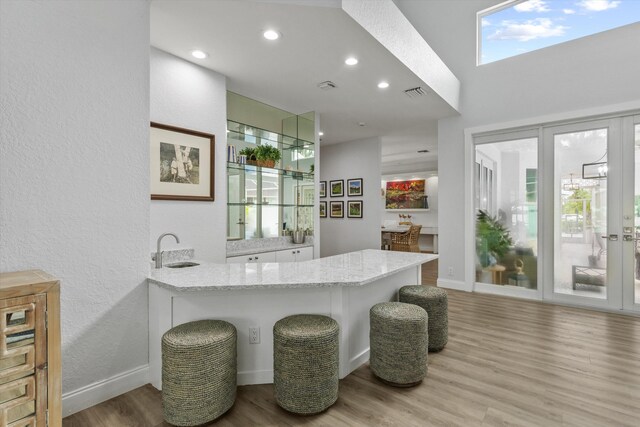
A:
320,138,382,257
150,48,227,262
396,0,640,285
0,0,150,412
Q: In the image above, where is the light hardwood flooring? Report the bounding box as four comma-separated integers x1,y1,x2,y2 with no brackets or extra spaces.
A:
421,256,438,286
63,289,640,427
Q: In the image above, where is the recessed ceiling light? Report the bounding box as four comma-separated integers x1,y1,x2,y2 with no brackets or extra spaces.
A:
319,131,324,136
191,50,208,59
345,57,358,66
377,81,389,89
263,30,280,40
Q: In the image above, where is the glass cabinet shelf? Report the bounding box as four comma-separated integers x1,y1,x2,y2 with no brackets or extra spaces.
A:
227,202,313,208
227,120,314,150
227,162,314,180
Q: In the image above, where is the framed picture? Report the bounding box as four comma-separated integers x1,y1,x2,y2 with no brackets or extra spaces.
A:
150,122,215,201
347,200,363,218
385,179,425,209
330,201,344,218
347,178,363,197
330,179,344,197
320,181,327,198
319,201,327,218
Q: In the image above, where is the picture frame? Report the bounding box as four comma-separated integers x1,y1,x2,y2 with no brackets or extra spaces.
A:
330,179,344,197
347,200,363,218
319,201,327,218
150,122,215,201
319,181,327,198
385,179,425,209
330,201,344,218
347,178,363,197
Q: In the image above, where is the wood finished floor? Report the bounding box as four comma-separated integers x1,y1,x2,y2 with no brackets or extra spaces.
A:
63,288,640,427
421,257,438,286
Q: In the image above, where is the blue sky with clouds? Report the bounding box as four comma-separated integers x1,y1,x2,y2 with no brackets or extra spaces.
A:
481,0,640,64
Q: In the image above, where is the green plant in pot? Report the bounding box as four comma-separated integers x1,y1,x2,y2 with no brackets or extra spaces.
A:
476,209,513,269
255,144,281,168
238,147,257,165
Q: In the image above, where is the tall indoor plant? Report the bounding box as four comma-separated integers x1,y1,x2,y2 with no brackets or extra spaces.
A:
476,209,513,268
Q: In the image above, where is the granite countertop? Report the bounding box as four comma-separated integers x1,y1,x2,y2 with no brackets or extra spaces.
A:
148,249,438,292
227,241,314,257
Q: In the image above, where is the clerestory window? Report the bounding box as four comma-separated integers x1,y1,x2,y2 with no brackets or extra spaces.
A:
478,0,640,65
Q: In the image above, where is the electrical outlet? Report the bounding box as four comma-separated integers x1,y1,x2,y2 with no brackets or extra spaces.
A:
448,267,454,277
249,327,260,344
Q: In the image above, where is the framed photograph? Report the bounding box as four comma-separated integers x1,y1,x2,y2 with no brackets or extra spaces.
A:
320,181,327,198
330,201,344,218
347,178,363,197
347,200,363,218
319,201,327,218
330,179,344,197
150,122,215,201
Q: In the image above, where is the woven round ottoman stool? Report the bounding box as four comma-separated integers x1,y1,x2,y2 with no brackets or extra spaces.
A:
399,286,448,352
162,319,237,426
273,314,339,415
369,302,428,386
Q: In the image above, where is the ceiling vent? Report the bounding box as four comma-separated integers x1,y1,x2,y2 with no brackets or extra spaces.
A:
404,86,427,98
317,81,337,90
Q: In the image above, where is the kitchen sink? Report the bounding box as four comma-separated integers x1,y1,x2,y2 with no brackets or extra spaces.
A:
166,261,200,269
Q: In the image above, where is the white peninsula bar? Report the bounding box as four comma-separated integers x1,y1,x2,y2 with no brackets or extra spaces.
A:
148,249,437,389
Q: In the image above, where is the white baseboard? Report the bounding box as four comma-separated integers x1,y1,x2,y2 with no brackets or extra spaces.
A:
474,282,539,299
237,369,273,386
349,348,370,374
62,364,149,417
437,278,470,291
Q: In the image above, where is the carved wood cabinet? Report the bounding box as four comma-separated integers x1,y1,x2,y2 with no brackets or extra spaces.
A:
0,271,61,427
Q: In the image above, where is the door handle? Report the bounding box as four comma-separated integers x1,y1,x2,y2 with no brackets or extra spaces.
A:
608,234,618,241
623,235,640,242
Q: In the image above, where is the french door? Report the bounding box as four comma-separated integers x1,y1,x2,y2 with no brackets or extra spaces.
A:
543,115,640,312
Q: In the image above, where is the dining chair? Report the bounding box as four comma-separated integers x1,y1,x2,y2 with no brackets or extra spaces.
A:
391,225,422,253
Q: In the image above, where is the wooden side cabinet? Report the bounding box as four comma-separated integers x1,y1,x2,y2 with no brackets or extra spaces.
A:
0,270,61,427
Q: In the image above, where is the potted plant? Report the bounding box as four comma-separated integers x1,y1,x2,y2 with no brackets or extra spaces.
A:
255,144,281,168
476,209,513,272
238,147,257,166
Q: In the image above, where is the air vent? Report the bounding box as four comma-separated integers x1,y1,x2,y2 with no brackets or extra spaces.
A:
404,86,427,98
417,149,430,153
317,81,337,90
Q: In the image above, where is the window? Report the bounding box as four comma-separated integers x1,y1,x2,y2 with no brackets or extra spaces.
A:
478,0,640,65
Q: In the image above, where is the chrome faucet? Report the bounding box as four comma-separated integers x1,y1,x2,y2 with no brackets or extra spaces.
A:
155,233,180,268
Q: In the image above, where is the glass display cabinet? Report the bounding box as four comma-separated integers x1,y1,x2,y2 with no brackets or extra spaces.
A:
227,119,315,240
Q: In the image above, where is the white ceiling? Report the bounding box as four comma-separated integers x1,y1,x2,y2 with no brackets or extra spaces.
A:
151,0,459,168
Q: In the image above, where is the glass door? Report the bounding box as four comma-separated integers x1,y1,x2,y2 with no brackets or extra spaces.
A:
622,116,640,312
543,118,623,310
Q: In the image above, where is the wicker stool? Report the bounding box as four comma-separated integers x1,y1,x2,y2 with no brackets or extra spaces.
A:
399,285,448,352
369,302,428,386
162,320,237,426
273,314,339,415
